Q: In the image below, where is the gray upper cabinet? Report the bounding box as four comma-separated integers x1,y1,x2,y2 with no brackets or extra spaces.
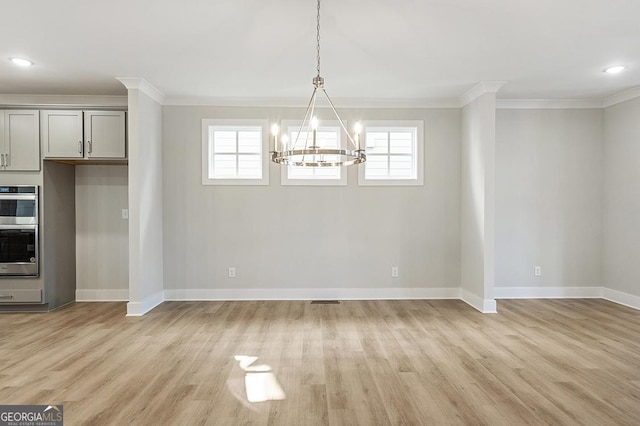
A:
43,110,125,159
84,111,126,158
42,110,83,158
0,110,40,172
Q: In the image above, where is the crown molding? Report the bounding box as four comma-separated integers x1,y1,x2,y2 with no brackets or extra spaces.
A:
0,94,127,108
153,84,640,109
5,83,636,111
115,77,165,105
602,85,640,108
460,81,507,107
163,96,461,109
164,96,308,107
496,98,604,109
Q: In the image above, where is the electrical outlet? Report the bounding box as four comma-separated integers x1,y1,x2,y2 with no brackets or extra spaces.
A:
228,267,236,278
391,266,399,278
121,209,128,219
534,266,541,277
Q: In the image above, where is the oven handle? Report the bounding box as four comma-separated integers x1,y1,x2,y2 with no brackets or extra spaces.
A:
0,194,37,200
0,224,37,230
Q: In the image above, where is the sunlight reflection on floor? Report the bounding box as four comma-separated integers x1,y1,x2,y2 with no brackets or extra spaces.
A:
233,355,286,403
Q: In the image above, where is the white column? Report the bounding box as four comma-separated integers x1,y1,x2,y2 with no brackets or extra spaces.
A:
459,82,505,313
116,78,165,316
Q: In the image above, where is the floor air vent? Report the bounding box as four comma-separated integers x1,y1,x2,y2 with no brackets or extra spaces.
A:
310,300,341,304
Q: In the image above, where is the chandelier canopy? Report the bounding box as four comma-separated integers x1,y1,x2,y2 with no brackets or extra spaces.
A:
270,0,366,167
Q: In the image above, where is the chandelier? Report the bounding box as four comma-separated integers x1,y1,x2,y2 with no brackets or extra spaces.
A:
270,0,366,167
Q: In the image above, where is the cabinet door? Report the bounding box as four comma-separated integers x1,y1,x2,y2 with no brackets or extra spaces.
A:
3,110,40,171
42,110,83,158
84,111,125,158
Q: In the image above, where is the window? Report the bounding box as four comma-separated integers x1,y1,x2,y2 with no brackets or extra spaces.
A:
202,119,269,185
358,120,424,186
280,120,347,186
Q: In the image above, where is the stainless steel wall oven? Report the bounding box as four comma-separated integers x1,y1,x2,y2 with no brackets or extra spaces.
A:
0,186,39,276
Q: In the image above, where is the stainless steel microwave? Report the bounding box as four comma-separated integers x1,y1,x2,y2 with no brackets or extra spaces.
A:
0,186,39,276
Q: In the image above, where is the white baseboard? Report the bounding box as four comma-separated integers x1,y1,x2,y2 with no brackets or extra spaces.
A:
602,288,640,311
483,298,497,313
495,286,603,299
76,289,129,302
459,288,497,313
126,291,164,316
163,287,460,301
82,285,640,315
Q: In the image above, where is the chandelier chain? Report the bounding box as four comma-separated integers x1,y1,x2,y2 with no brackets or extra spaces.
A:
316,0,321,76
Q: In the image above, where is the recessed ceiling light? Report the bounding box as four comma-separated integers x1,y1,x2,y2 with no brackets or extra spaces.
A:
604,65,626,74
10,57,33,67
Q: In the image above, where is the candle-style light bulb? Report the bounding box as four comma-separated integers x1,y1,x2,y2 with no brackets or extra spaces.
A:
271,123,280,153
281,134,289,151
311,117,319,147
354,121,362,150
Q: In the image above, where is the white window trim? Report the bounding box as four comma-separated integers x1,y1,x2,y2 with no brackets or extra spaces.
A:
358,120,424,186
280,119,348,186
201,118,270,186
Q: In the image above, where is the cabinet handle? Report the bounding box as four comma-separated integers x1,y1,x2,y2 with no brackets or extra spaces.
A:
0,153,4,167
0,295,13,299
88,140,92,154
4,154,8,167
78,141,82,154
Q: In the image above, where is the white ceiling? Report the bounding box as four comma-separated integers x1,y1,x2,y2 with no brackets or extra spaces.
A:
2,0,639,102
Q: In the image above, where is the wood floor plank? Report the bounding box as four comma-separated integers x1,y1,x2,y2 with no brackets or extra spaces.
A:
0,299,639,425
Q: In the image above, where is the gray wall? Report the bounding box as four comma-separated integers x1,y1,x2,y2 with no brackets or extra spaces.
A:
495,109,603,289
162,106,461,294
603,97,640,297
5,97,636,306
75,165,129,294
42,161,76,309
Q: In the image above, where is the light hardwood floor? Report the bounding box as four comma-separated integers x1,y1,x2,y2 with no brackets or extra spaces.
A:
1,299,639,425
